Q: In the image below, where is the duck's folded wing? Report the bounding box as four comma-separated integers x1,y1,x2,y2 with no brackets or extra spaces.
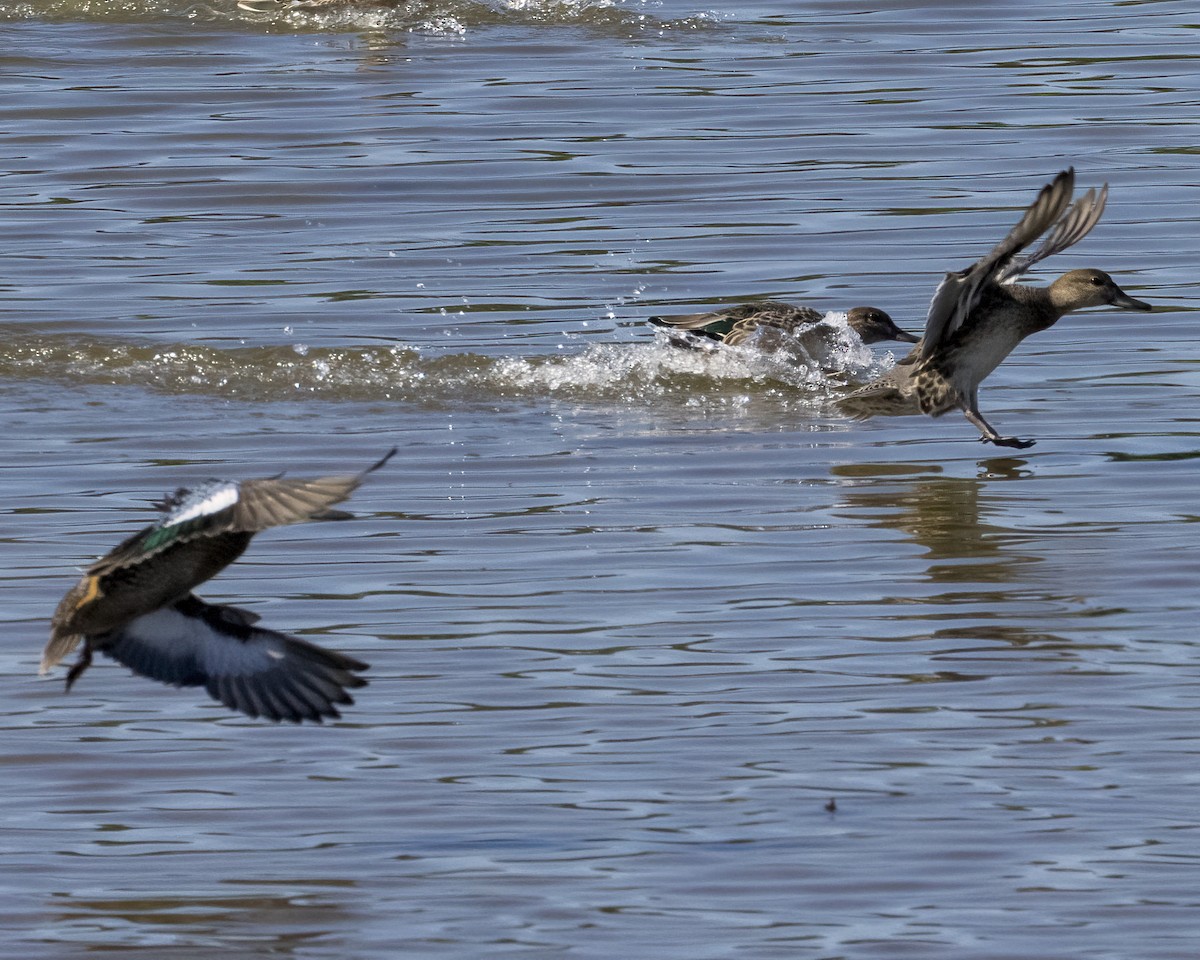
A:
649,309,724,329
650,303,821,347
921,168,1076,358
649,307,750,343
98,595,369,723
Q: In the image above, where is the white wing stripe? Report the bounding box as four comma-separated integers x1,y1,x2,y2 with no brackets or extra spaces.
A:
164,484,240,527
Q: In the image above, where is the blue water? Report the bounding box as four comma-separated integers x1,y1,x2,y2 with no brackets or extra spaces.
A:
3,1,1200,957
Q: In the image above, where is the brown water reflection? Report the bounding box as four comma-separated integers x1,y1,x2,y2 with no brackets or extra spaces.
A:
833,459,1038,573
47,887,356,954
830,460,1092,659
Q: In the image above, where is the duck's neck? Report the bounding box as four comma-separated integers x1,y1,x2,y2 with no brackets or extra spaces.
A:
1046,277,1102,321
1009,283,1064,333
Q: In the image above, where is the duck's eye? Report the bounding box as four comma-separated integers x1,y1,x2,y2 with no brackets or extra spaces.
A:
1089,275,1104,286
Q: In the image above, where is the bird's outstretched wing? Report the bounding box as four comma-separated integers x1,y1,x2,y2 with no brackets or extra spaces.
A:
920,169,1080,359
99,594,369,723
994,184,1108,285
89,447,396,577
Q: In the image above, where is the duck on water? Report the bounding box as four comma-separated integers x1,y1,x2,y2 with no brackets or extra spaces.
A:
839,168,1152,448
649,303,918,357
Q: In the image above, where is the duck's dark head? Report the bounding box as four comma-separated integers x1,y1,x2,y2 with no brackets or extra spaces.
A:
1050,269,1152,314
846,306,921,345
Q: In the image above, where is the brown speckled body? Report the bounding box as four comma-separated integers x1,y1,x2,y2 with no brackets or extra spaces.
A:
649,303,918,350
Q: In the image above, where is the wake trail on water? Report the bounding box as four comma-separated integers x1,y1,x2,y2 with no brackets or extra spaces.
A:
0,0,718,36
0,320,898,411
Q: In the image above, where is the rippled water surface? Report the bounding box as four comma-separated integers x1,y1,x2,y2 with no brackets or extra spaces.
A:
4,1,1200,957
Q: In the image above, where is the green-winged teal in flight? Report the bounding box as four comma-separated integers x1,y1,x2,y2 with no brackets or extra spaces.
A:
42,449,395,723
839,168,1151,448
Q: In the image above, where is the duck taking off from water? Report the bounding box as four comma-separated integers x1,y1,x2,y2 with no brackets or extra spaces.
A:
42,449,395,723
839,168,1151,448
649,303,918,350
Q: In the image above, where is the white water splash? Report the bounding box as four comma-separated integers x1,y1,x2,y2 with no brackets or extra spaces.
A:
0,323,894,410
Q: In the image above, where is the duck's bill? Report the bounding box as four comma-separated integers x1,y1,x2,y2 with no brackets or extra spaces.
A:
893,329,921,343
1111,290,1153,311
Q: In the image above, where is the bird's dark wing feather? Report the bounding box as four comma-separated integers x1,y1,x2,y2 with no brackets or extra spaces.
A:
98,595,369,723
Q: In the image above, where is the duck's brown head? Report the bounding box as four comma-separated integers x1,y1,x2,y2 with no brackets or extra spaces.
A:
1049,269,1152,314
846,307,921,345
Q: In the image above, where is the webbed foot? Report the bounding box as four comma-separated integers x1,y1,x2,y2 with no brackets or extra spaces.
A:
981,435,1035,450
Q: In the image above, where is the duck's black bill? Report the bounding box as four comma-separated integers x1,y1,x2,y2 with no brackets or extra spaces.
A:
1111,291,1153,311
